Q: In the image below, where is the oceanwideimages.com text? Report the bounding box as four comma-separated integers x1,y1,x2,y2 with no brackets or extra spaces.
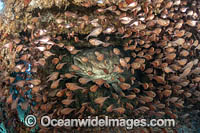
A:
25,115,176,129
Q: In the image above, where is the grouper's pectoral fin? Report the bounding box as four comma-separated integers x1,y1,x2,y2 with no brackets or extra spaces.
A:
111,83,125,97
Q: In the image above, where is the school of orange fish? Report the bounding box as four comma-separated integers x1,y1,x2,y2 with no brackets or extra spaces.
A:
0,0,200,132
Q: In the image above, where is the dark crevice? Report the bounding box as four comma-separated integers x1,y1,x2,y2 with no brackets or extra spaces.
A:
31,3,100,17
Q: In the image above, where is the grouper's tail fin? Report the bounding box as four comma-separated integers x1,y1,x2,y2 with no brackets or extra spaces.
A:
111,83,125,96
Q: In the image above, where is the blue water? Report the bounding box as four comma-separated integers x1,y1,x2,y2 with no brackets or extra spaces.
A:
0,0,4,12
0,60,38,132
0,122,7,133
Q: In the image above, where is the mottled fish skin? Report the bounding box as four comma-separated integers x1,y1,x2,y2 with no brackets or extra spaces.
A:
71,47,120,81
69,46,133,93
85,27,102,40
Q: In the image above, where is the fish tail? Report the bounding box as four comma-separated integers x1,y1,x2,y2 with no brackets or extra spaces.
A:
111,83,125,96
85,35,89,40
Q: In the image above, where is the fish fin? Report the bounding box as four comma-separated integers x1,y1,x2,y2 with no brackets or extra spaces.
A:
103,43,111,47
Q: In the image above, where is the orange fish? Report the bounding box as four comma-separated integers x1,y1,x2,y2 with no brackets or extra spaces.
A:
113,65,124,73
66,83,83,91
94,79,105,86
137,106,150,112
43,51,55,58
16,45,23,53
64,73,76,79
66,91,73,97
15,80,26,87
62,99,75,105
165,53,176,60
162,90,172,97
118,76,125,82
119,83,131,90
87,71,94,75
156,104,165,109
89,39,105,46
120,58,128,68
56,89,66,97
60,108,75,115
6,94,13,104
112,93,119,99
47,72,59,82
157,19,170,27
103,26,115,34
88,106,96,114
104,83,110,88
113,48,120,55
186,20,197,27
106,104,113,112
125,94,136,100
3,42,13,52
94,51,100,56
144,91,156,98
192,76,200,82
15,64,24,70
70,49,80,55
180,67,191,78
90,85,98,92
80,57,88,63
140,96,153,103
65,45,75,52
28,79,41,86
50,79,62,89
76,106,86,115
155,111,166,117
56,42,64,47
176,59,187,66
86,27,102,40
41,96,48,104
183,61,194,70
127,1,137,8
13,38,21,44
124,57,131,63
96,53,104,61
174,101,184,108
36,58,46,66
94,96,109,106
56,63,66,70
71,65,81,71
167,97,179,103
120,16,133,24
113,107,125,114
78,77,90,84
126,103,134,110
153,76,166,84
164,66,175,73
142,83,149,90
32,86,40,93
20,54,31,61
